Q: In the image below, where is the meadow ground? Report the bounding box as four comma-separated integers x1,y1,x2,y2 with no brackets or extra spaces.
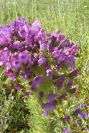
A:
0,0,89,133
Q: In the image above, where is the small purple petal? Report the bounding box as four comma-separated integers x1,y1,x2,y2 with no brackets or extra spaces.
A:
60,93,67,100
63,128,70,133
74,109,81,115
31,75,43,91
48,93,56,102
70,88,77,94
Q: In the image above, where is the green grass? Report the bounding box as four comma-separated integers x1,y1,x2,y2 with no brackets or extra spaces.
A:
0,0,89,132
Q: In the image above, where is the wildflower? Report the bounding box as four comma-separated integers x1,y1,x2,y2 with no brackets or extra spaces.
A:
63,116,71,123
46,69,54,79
56,75,66,89
14,83,23,90
63,128,70,133
38,54,46,65
74,109,81,115
48,93,56,102
66,81,73,89
31,75,43,91
24,91,31,97
60,93,67,100
70,88,77,94
79,112,88,119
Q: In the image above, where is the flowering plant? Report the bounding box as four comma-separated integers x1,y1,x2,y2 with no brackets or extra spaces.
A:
0,17,78,115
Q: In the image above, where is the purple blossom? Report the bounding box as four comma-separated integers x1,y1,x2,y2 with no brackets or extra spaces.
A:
52,49,66,64
70,69,78,77
12,41,21,50
0,25,11,46
46,69,54,79
22,66,32,80
31,75,43,91
65,55,75,70
11,17,27,32
0,17,78,114
0,48,10,65
59,39,70,48
70,88,77,94
11,54,22,69
24,91,31,97
74,109,81,115
48,93,56,102
18,25,28,39
60,93,67,100
79,112,88,119
63,116,71,123
51,30,65,43
38,54,46,65
19,50,30,64
63,128,70,133
43,102,54,113
55,75,66,89
4,69,16,80
40,42,47,51
66,81,73,89
14,83,23,91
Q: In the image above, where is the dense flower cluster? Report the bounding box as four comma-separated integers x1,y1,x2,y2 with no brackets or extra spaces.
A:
0,17,78,115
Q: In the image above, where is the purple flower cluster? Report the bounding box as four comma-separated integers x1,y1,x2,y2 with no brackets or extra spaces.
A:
0,17,78,114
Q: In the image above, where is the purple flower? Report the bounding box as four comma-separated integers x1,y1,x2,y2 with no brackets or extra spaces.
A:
60,93,67,100
0,48,10,65
63,128,70,133
14,83,23,91
69,43,78,56
79,112,88,119
74,109,81,115
47,40,53,52
70,88,77,94
48,93,56,102
4,69,16,80
52,49,66,64
31,75,43,91
66,81,73,89
43,102,54,113
24,91,31,97
11,17,27,32
65,55,75,70
19,50,30,64
40,42,47,51
0,25,11,46
12,41,21,50
59,39,70,48
46,69,54,79
38,54,46,65
78,103,87,107
63,116,71,123
0,17,78,114
70,69,78,77
18,25,29,39
22,67,32,80
51,30,65,43
55,75,66,89
11,54,22,70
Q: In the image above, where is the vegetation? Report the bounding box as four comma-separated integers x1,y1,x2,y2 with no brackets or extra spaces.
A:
0,0,89,132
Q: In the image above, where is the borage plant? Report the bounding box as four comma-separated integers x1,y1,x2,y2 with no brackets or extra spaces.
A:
0,17,78,116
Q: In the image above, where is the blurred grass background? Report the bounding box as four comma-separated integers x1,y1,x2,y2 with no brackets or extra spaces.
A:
0,0,89,132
